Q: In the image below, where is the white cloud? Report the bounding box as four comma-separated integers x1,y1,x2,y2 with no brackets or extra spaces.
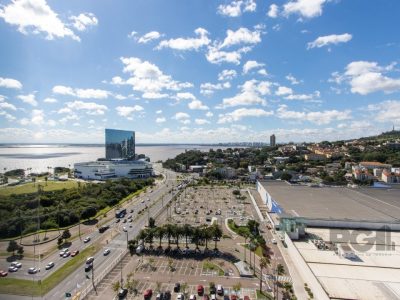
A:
195,118,210,125
119,57,192,97
0,101,17,110
206,111,214,118
52,85,111,99
218,80,271,108
175,92,196,101
114,94,127,100
200,82,231,95
173,112,190,123
0,77,22,89
138,31,162,43
258,69,268,76
31,109,44,125
276,105,351,125
188,100,209,110
156,117,166,123
284,91,320,101
157,28,210,51
275,86,293,96
307,33,352,49
116,105,144,119
283,0,327,19
218,108,273,123
218,69,237,81
286,74,301,85
366,100,400,124
70,13,98,32
219,27,261,49
217,0,256,17
267,4,279,18
62,100,108,115
128,31,137,38
333,61,400,95
243,60,265,74
156,110,162,114
43,97,57,103
206,45,250,65
0,0,80,41
18,94,38,106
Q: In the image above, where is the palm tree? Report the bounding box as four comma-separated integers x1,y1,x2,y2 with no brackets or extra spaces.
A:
164,224,174,249
277,263,285,275
259,257,269,292
201,225,212,250
146,228,155,249
173,225,182,249
243,231,249,263
211,224,223,250
154,227,165,249
192,226,201,250
138,229,148,248
182,224,192,249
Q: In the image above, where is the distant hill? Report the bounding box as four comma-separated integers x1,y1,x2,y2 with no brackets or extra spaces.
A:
359,130,400,141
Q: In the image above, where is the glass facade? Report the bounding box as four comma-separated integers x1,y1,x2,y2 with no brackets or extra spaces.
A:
105,129,135,160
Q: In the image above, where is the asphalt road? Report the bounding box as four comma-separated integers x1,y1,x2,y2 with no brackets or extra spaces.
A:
0,167,185,300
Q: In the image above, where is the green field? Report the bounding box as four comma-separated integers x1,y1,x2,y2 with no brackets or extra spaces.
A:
0,180,81,196
0,245,98,296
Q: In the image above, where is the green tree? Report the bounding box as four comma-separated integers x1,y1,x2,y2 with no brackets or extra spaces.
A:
232,282,242,295
62,229,71,240
148,217,156,228
280,173,292,181
211,224,223,250
259,257,270,292
277,263,285,275
17,245,24,257
7,240,19,256
182,224,192,249
112,281,121,292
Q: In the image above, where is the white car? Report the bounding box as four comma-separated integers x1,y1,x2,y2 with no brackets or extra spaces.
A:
28,267,40,274
177,293,184,300
8,266,18,272
11,261,22,268
123,226,127,232
59,248,68,256
272,239,277,244
83,237,91,243
141,199,145,203
103,248,111,256
45,262,55,270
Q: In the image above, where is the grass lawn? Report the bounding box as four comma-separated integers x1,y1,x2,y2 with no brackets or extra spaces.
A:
243,244,264,257
0,245,98,296
0,180,81,196
202,260,225,276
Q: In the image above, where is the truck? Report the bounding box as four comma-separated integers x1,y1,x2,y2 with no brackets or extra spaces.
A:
115,208,127,218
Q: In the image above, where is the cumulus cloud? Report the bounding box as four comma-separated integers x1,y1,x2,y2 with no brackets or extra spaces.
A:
156,117,166,123
243,60,265,74
43,97,58,103
118,57,192,97
157,28,210,51
61,100,108,115
218,79,271,108
219,27,261,49
307,33,352,49
138,31,162,43
195,118,210,125
286,74,301,85
206,111,214,118
267,4,279,18
332,61,400,95
366,100,400,124
218,108,273,123
173,112,191,124
70,13,98,31
52,85,110,99
218,69,237,81
0,77,22,89
276,104,351,125
206,46,250,65
116,105,144,119
200,82,231,96
275,86,293,96
188,100,209,110
283,0,327,19
18,94,38,106
0,0,80,41
174,92,196,101
217,0,256,17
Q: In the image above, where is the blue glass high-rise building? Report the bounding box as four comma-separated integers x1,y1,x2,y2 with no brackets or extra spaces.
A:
105,129,135,160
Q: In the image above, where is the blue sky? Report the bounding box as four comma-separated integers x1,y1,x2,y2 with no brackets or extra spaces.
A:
0,0,400,144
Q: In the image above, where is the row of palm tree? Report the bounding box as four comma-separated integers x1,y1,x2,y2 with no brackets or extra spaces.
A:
136,223,223,250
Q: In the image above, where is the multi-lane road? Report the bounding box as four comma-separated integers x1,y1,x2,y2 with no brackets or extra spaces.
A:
0,167,186,300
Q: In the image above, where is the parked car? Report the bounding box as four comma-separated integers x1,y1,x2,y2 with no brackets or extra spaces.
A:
164,291,171,300
210,295,217,300
202,295,209,300
123,219,127,223
190,295,196,300
0,270,8,277
83,237,91,243
71,250,79,257
123,226,127,232
209,286,216,295
130,209,134,213
216,285,223,296
177,293,184,300
174,283,180,292
156,293,162,300
144,289,152,299
197,285,204,296
223,296,229,300
129,219,133,223
84,263,93,272
230,295,237,300
45,262,55,270
103,248,111,256
28,267,40,274
116,218,120,223
11,262,22,268
59,248,69,256
118,288,128,299
62,251,71,258
86,257,94,264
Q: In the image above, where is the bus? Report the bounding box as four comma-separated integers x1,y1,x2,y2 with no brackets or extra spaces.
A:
115,208,126,218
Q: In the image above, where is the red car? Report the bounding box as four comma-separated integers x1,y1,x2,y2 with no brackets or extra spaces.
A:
0,270,8,277
71,250,79,257
197,285,204,296
144,289,152,299
230,295,237,300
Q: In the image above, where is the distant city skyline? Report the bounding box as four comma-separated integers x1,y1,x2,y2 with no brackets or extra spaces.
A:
1,0,400,143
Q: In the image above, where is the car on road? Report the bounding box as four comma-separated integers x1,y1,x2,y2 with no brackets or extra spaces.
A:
83,237,91,243
129,219,133,223
11,261,22,269
123,226,127,232
0,270,8,277
177,293,184,300
144,289,152,299
128,214,132,219
118,288,128,299
190,295,196,300
197,285,204,296
123,219,127,223
174,283,180,292
103,248,111,256
71,250,80,257
28,267,40,274
116,218,120,223
62,251,71,258
59,248,69,256
216,285,224,296
84,263,93,272
8,266,18,272
45,262,55,270
86,257,94,264
271,239,277,244
141,199,145,203
130,209,134,213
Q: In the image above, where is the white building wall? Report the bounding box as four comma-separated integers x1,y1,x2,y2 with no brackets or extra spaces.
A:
256,181,273,211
